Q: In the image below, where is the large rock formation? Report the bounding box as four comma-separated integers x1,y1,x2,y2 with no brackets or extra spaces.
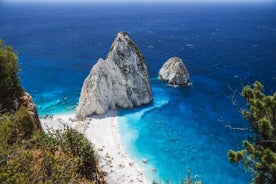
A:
76,32,152,118
159,57,190,86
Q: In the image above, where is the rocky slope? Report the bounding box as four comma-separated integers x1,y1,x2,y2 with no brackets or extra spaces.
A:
20,92,42,130
159,57,190,86
0,91,42,130
76,32,152,118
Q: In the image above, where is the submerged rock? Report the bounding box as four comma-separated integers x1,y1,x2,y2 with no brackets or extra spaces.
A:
76,32,152,118
159,57,190,86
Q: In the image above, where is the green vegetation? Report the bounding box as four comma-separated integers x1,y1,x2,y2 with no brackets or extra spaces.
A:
0,108,101,183
228,81,276,184
0,40,102,183
0,40,22,100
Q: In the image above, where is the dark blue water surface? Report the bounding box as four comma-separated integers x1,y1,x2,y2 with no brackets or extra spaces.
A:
1,1,276,183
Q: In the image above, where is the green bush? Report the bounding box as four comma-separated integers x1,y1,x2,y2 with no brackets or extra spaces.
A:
0,39,22,100
0,106,34,146
61,128,98,180
0,111,100,183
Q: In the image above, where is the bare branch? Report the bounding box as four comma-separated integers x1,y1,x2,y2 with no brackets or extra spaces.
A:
227,84,243,114
218,118,252,132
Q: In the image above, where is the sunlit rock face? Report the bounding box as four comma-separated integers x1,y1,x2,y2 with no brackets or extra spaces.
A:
76,32,152,119
159,57,190,86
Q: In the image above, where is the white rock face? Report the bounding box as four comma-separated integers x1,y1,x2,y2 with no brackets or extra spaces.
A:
159,57,190,86
76,32,152,118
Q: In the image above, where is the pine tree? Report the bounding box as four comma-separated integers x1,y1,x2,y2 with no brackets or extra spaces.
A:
228,81,276,184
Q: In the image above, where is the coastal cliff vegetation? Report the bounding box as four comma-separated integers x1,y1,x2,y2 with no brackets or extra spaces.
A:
0,40,23,111
0,40,102,184
228,81,276,184
0,40,22,97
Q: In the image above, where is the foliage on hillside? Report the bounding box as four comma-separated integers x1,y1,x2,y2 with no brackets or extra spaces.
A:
0,40,22,100
0,107,101,183
228,81,276,184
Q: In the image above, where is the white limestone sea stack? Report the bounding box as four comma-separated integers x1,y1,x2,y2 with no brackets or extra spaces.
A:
76,32,152,119
159,57,190,86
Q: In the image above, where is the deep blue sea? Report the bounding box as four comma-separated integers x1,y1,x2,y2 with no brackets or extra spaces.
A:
1,1,276,183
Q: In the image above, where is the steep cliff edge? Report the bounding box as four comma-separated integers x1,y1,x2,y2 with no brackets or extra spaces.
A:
76,32,152,118
20,92,42,130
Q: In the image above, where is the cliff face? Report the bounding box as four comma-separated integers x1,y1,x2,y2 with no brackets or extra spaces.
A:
76,32,152,118
0,91,42,130
20,92,42,130
159,57,190,86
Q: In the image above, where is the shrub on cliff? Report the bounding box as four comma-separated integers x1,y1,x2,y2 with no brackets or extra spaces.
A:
0,109,100,183
0,106,35,146
0,40,22,100
60,128,99,180
228,81,276,184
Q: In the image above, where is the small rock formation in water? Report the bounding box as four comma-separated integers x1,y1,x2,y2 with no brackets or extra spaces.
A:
76,32,152,118
159,57,190,86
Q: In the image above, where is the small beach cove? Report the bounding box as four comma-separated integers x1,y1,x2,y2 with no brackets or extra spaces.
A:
40,110,151,184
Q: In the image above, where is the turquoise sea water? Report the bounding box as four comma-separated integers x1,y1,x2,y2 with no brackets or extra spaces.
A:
1,1,276,183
